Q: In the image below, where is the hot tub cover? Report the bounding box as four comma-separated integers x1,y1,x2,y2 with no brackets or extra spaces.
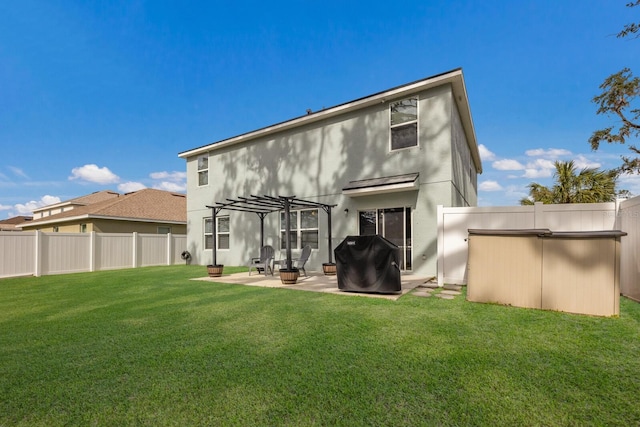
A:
334,235,401,294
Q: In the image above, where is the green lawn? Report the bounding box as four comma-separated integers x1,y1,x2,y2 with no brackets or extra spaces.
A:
1,266,639,426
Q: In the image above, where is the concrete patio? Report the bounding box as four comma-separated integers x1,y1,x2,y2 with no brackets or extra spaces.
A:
193,271,438,301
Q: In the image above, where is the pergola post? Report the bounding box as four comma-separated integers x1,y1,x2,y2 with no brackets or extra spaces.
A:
257,212,267,248
326,206,333,264
211,206,218,266
283,197,293,270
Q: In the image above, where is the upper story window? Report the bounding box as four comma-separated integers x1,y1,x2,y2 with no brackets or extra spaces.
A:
390,97,418,151
280,209,318,250
80,224,87,233
158,226,171,234
197,155,208,186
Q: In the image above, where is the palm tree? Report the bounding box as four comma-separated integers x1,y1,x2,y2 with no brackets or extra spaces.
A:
520,160,618,205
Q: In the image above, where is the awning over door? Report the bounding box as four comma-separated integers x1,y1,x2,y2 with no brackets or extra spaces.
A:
342,173,419,197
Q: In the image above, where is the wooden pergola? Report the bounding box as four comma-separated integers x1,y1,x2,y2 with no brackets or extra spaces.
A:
206,195,337,270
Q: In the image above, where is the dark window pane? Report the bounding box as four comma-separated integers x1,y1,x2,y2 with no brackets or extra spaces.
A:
359,211,377,235
280,211,298,231
300,209,318,229
204,218,212,233
391,123,417,150
198,155,208,170
301,230,318,249
218,216,229,232
205,235,213,250
281,231,298,250
218,234,229,250
390,98,417,125
198,170,208,186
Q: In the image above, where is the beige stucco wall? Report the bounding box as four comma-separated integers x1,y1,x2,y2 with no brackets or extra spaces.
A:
185,84,476,276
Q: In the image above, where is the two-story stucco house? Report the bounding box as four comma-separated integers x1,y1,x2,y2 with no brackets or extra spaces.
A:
179,68,482,277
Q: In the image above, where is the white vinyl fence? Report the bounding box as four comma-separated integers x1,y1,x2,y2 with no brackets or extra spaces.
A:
0,231,187,278
437,198,640,301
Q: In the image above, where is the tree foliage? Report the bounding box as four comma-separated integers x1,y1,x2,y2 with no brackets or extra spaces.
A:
590,1,640,174
520,161,618,205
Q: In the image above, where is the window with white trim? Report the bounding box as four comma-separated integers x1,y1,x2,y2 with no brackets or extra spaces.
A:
197,155,208,186
390,97,418,150
280,209,318,250
204,216,229,250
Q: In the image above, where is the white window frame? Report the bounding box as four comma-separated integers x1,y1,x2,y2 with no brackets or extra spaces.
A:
389,97,419,151
197,154,209,187
204,216,230,251
280,208,319,250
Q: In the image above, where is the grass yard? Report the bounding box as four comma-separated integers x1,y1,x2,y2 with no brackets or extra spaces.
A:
1,266,639,426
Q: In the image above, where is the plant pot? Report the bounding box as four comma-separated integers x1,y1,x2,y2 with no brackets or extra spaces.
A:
207,264,224,277
322,262,337,276
279,268,300,285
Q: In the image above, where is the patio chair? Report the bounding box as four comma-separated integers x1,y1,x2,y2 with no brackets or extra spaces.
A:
248,245,275,276
292,245,312,277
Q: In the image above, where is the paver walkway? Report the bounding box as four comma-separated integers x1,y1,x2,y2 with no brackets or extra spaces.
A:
410,282,464,300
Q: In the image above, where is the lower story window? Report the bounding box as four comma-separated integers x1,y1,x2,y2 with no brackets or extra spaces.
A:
205,216,230,250
281,209,318,250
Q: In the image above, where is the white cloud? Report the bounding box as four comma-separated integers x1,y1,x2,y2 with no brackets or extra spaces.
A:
41,195,61,205
573,155,601,169
523,168,553,179
12,195,61,216
479,180,503,191
527,158,555,169
0,204,12,211
149,170,186,192
69,164,120,184
118,181,147,193
153,181,186,192
492,159,525,170
478,144,496,162
525,148,572,158
617,172,640,197
521,158,556,179
8,166,29,179
150,171,187,181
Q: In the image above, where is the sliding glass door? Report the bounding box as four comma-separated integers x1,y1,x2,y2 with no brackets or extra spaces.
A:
358,207,412,270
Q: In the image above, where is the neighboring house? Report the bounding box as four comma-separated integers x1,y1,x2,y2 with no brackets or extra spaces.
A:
178,68,482,276
31,190,121,219
19,189,187,234
0,216,33,232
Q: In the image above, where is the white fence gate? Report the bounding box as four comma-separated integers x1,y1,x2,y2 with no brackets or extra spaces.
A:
437,198,640,301
0,231,187,279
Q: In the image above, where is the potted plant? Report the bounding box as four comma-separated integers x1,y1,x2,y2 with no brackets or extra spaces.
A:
207,264,224,277
279,267,299,284
322,262,337,276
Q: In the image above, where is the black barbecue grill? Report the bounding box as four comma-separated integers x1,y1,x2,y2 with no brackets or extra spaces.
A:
334,235,402,294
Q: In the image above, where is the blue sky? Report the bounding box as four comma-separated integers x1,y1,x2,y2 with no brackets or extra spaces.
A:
1,0,639,218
